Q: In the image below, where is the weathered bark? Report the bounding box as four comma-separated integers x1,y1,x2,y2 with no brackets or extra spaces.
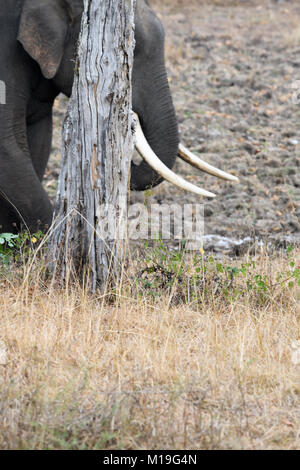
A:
49,0,135,292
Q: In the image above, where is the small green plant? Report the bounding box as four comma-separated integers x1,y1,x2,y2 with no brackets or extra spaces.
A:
275,245,300,289
0,230,44,269
137,240,300,307
0,233,21,267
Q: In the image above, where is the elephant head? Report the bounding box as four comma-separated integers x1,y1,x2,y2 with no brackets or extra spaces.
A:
0,0,237,233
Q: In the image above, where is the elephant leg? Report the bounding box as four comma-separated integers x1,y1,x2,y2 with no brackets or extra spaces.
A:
0,198,20,233
0,114,54,233
27,113,53,181
0,133,53,234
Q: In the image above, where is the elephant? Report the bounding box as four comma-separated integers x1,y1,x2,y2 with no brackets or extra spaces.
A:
0,0,237,234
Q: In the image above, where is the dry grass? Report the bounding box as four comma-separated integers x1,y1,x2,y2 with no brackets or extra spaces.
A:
0,244,300,450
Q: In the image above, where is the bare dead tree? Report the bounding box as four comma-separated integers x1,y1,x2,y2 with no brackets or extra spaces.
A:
49,0,135,292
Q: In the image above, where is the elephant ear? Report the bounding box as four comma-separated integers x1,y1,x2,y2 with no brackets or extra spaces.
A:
18,0,70,80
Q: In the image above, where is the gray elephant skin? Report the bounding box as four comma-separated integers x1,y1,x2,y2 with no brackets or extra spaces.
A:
0,0,179,233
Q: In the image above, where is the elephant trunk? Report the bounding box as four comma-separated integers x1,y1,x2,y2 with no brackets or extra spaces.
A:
130,64,179,191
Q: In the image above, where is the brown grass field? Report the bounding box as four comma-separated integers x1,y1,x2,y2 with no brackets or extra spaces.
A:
0,242,299,449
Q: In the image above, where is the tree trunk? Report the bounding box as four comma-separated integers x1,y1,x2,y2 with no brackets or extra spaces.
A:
49,0,135,292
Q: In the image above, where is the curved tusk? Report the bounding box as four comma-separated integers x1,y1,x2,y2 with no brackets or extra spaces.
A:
178,143,239,182
134,113,216,198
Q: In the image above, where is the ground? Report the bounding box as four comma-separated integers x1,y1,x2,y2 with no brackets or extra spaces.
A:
47,0,300,252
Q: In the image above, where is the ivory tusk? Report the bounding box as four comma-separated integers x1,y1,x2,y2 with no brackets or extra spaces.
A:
178,143,239,182
134,113,216,198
